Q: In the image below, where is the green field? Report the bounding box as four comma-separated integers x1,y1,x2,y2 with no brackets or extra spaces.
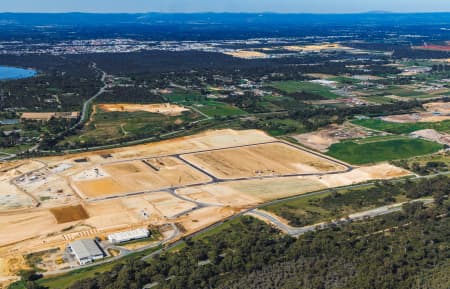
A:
353,118,450,134
58,108,200,148
164,89,204,103
363,96,396,104
327,138,443,164
269,81,341,99
193,101,246,117
385,88,428,97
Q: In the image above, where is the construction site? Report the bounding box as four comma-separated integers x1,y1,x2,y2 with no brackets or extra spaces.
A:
97,103,189,116
0,129,411,283
292,123,379,152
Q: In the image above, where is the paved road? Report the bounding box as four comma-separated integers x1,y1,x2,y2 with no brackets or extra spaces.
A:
75,64,107,128
248,198,435,237
86,140,352,203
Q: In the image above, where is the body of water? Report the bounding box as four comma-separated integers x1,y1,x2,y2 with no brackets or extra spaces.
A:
0,66,37,80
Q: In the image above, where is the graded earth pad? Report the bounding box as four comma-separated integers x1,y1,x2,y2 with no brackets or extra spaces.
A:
316,163,411,187
176,164,410,205
73,157,211,199
181,142,347,179
0,210,58,247
97,103,189,116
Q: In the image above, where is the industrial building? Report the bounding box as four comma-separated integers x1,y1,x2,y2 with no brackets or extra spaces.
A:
108,228,150,244
68,239,105,265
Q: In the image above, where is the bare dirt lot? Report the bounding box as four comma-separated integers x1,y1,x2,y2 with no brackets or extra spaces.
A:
317,163,410,187
73,157,211,198
177,164,410,205
50,205,89,224
224,50,268,59
292,123,375,152
423,102,450,115
182,142,346,179
410,129,450,146
382,112,450,123
97,103,189,116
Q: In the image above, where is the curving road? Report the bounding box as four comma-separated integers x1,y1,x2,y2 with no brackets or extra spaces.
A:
72,63,107,130
247,198,435,237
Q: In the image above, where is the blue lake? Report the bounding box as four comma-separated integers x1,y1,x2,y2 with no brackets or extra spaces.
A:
0,66,37,80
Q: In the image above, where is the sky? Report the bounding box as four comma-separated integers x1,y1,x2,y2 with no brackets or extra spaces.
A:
2,0,450,13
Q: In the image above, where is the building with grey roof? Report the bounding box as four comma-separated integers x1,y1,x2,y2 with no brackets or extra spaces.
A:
68,239,105,265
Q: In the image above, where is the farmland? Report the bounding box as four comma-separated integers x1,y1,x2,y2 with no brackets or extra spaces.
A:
327,137,443,164
269,81,341,99
352,118,450,134
192,101,246,117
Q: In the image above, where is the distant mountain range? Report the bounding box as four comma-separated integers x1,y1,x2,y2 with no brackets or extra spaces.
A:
1,12,450,27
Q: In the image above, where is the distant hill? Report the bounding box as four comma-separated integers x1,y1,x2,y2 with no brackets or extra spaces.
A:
1,12,450,27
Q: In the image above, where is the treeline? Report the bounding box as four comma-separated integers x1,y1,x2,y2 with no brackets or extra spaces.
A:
96,87,164,104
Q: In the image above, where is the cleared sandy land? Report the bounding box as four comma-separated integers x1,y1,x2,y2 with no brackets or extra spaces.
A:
284,43,350,52
0,210,58,247
177,164,410,205
73,157,211,198
20,112,79,121
182,142,346,179
410,129,450,146
292,124,373,152
382,112,450,123
224,50,268,59
317,163,410,187
177,207,237,233
82,192,195,229
0,161,42,210
141,192,196,219
97,103,189,116
178,177,326,205
424,102,450,115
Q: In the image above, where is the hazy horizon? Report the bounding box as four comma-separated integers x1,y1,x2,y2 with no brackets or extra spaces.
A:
2,0,450,14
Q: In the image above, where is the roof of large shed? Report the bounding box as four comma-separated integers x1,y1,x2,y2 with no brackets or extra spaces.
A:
69,239,103,259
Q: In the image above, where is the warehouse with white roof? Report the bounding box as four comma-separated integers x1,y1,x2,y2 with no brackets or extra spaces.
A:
108,228,150,244
69,239,105,265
